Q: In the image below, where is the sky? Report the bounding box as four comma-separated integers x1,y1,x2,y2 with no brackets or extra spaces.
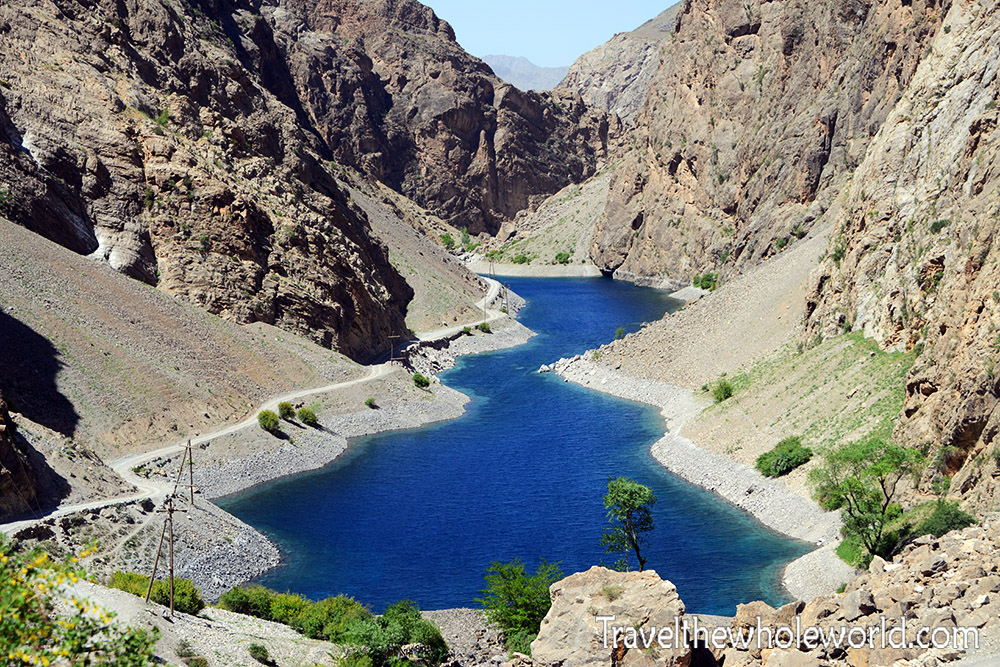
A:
425,0,675,68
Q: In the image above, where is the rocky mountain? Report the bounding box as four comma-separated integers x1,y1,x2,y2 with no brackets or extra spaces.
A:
556,3,681,123
590,0,946,284
481,55,569,92
263,0,615,234
0,0,613,362
803,0,1000,509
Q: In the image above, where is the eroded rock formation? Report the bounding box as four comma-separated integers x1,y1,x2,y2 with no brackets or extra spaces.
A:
0,389,38,520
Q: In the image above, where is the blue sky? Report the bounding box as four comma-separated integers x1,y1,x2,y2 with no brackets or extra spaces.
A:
426,0,674,68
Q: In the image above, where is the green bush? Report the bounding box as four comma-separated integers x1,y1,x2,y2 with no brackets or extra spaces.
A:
108,571,205,615
155,109,170,126
462,326,472,334
512,254,530,264
365,397,378,409
756,437,813,477
297,406,319,426
342,600,447,667
248,643,271,665
186,658,208,667
440,233,455,249
218,585,275,620
693,273,718,290
413,373,431,389
293,594,372,641
258,410,280,433
914,500,976,538
278,401,295,420
930,219,951,234
555,252,571,264
477,322,491,333
614,326,626,340
476,558,563,655
269,591,310,625
712,379,734,402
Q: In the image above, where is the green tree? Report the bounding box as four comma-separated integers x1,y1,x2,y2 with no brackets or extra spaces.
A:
476,558,563,654
440,233,455,249
555,252,571,264
601,477,656,571
413,373,430,389
297,406,319,427
278,401,295,420
809,436,924,566
614,326,626,340
258,410,280,433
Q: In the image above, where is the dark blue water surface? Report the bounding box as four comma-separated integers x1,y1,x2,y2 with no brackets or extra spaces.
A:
219,277,809,615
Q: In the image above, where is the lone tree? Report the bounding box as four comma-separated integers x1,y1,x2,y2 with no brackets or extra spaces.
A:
601,477,656,572
809,435,924,566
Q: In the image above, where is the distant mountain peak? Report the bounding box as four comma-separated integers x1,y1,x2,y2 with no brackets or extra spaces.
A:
481,55,570,91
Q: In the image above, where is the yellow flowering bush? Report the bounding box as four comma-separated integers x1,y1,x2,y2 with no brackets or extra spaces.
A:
0,538,158,665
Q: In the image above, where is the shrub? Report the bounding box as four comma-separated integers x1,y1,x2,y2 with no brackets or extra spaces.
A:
186,658,208,667
477,322,492,333
614,326,625,340
278,401,295,420
155,109,170,126
270,591,310,625
462,326,472,334
248,643,271,665
413,373,431,389
930,219,951,234
756,436,813,477
512,254,530,264
108,571,206,615
293,594,372,641
365,397,378,409
774,237,788,251
555,252,571,264
440,233,455,249
258,410,280,433
218,585,275,619
476,559,563,655
914,500,976,538
342,600,447,667
297,407,319,426
693,273,718,290
712,379,734,402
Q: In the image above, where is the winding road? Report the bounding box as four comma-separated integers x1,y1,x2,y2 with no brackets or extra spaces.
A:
0,277,505,537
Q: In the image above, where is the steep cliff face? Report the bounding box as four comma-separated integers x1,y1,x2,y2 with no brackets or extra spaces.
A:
0,0,413,361
0,390,37,521
804,0,1000,507
592,0,946,283
254,0,615,236
556,4,680,124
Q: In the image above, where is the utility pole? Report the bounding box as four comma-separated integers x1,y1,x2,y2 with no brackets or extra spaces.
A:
145,495,186,618
172,440,195,505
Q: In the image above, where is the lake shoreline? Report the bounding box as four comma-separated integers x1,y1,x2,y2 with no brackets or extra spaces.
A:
551,356,857,603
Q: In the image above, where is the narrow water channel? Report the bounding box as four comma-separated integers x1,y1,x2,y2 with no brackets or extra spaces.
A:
219,277,808,615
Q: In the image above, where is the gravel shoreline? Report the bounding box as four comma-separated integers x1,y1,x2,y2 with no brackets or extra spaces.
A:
550,356,856,602
182,311,535,596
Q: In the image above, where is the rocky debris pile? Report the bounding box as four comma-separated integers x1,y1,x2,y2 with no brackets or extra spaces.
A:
523,519,1000,667
423,608,505,667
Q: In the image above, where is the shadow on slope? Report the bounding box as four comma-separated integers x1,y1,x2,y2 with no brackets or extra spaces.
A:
0,309,79,439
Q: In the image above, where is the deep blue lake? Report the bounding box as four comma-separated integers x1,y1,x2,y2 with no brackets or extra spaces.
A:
219,277,809,615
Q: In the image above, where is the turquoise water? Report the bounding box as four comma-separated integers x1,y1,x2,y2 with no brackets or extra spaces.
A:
219,277,809,615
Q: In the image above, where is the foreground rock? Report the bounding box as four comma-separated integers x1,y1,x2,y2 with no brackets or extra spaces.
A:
530,519,1000,667
531,566,692,667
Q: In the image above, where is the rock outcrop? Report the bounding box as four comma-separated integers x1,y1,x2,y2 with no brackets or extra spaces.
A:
556,4,681,124
0,389,38,520
803,0,1000,507
531,566,692,667
0,0,413,361
591,0,946,283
